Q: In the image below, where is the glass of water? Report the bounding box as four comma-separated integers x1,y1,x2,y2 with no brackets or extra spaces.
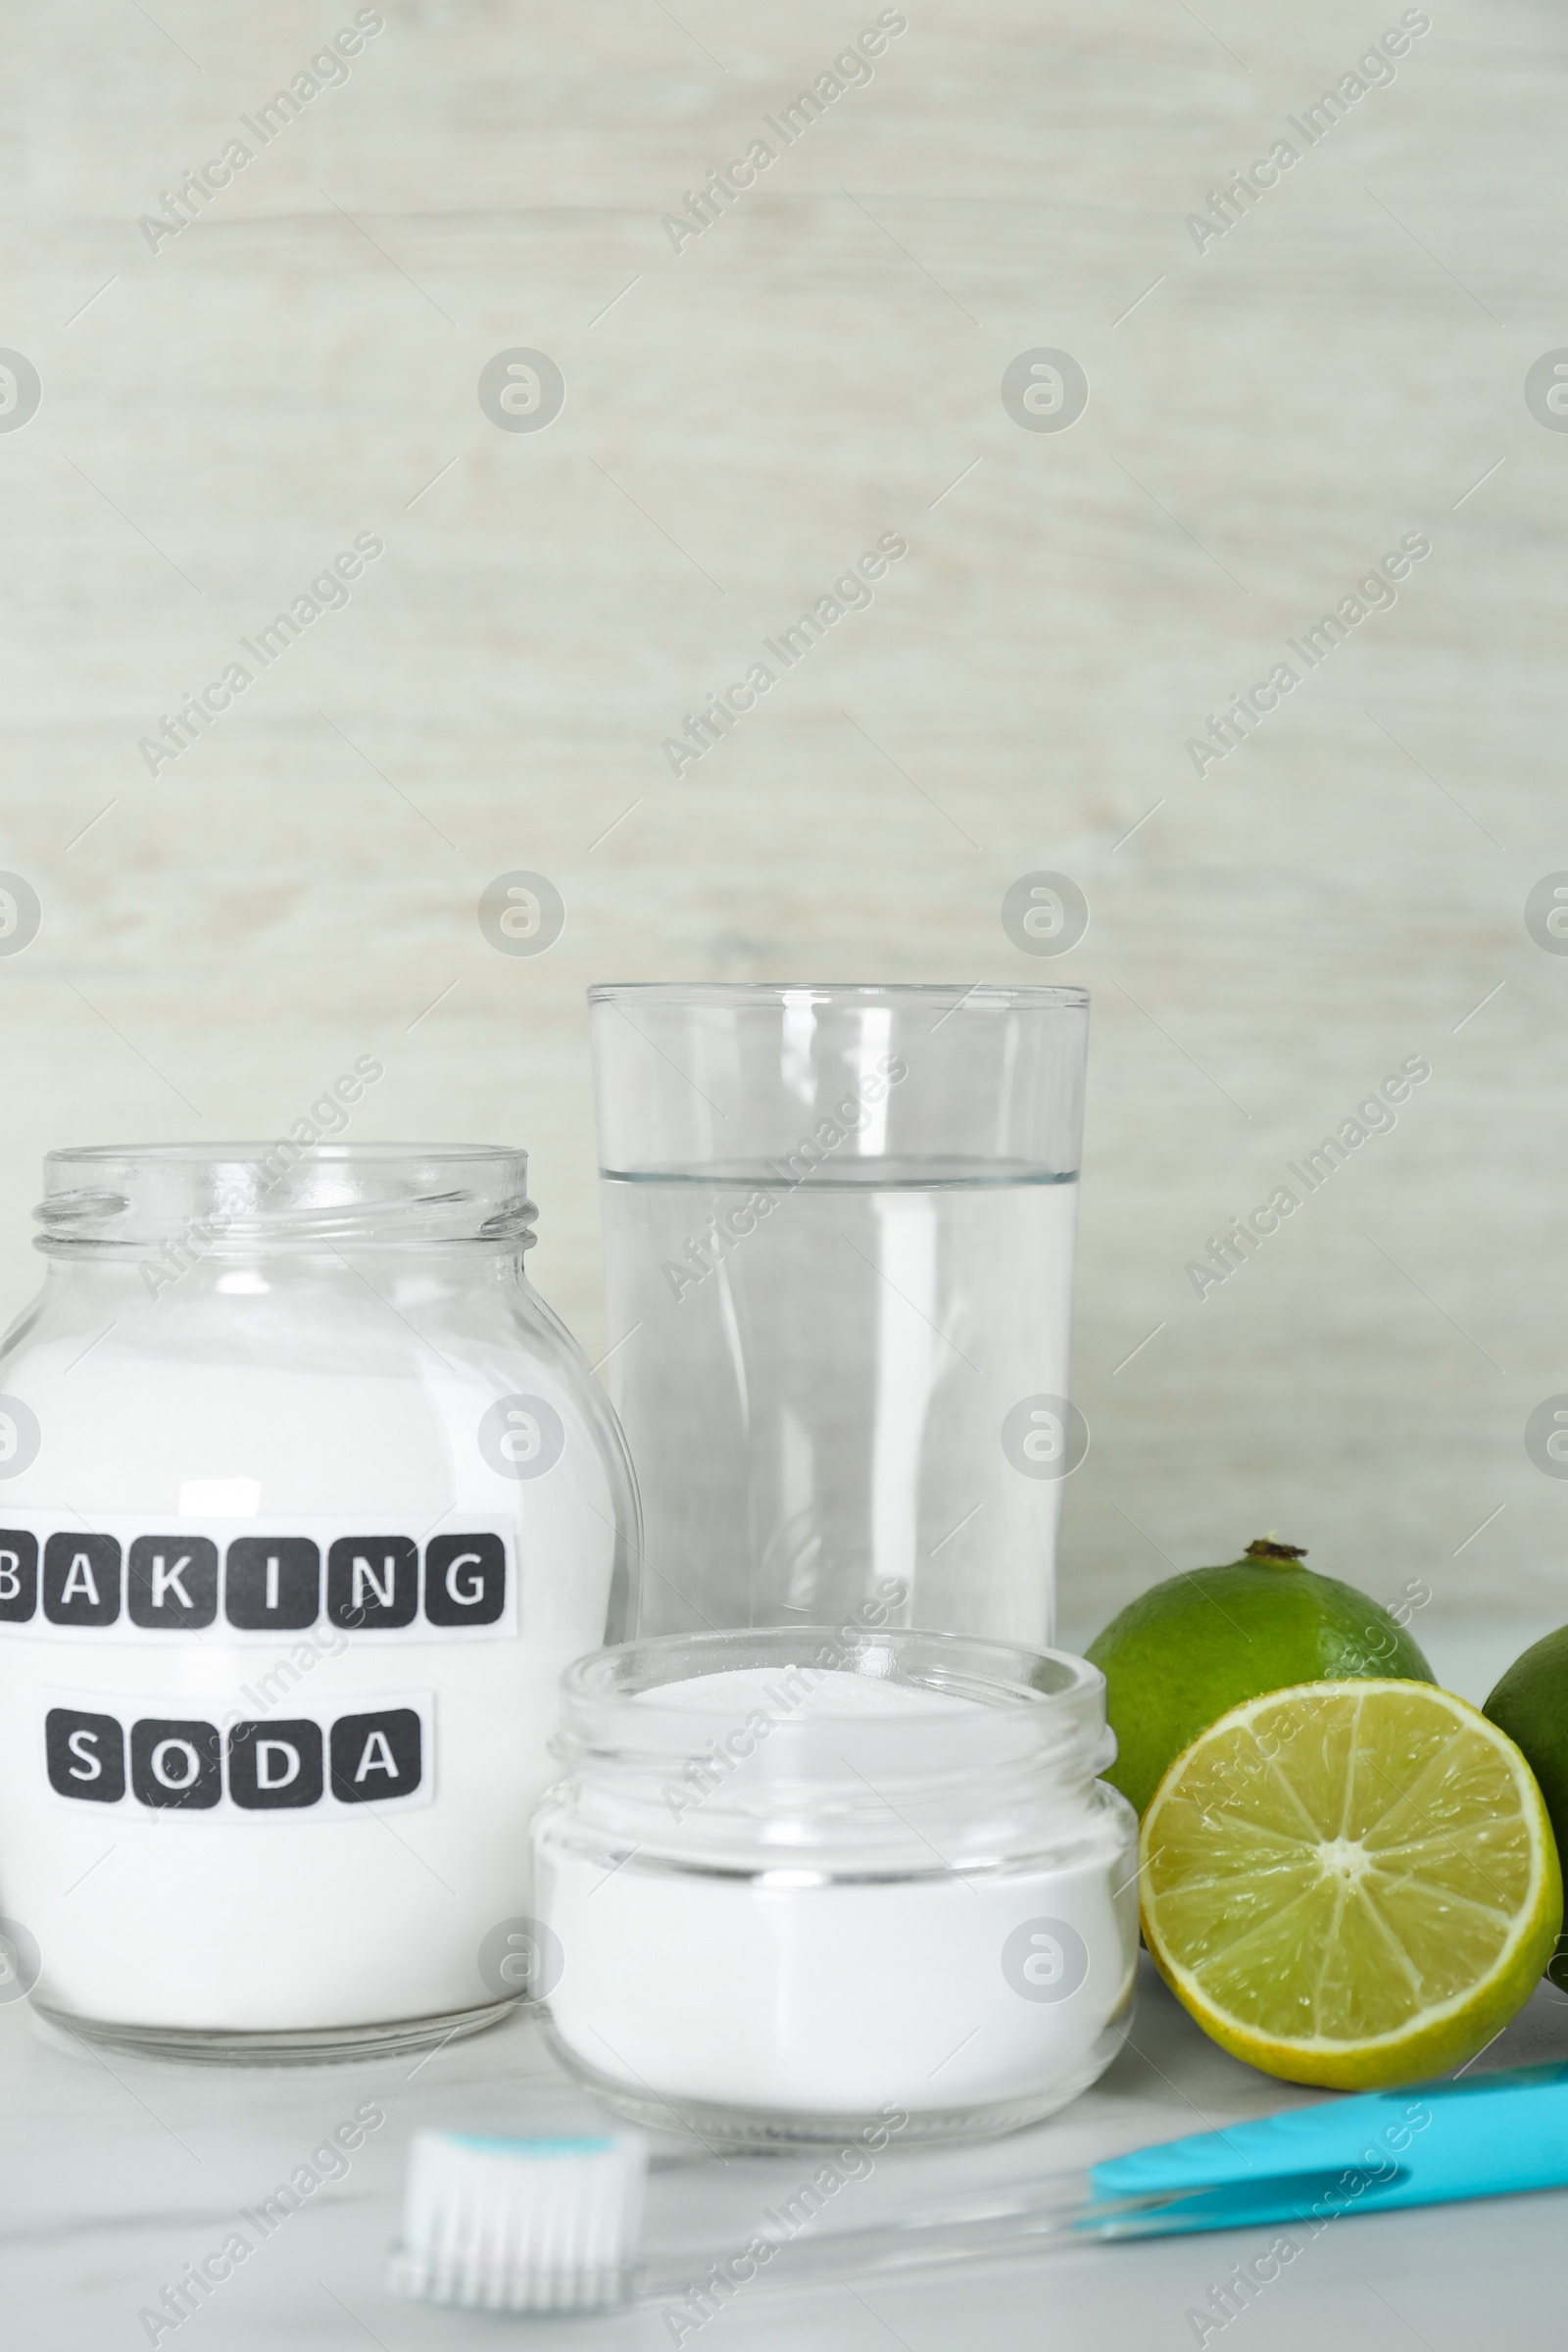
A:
588,984,1089,1645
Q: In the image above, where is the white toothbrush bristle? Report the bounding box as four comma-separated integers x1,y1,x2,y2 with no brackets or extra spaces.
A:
389,2130,648,2311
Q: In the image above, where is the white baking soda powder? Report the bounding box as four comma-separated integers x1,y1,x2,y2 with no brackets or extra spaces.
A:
0,1329,619,2035
635,1665,980,1718
536,1663,1139,2128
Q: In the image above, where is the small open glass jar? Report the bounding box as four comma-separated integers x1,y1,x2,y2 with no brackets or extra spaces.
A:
532,1627,1138,2148
0,1141,639,2061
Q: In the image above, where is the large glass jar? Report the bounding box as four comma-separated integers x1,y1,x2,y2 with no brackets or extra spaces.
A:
533,1627,1138,2149
0,1142,639,2060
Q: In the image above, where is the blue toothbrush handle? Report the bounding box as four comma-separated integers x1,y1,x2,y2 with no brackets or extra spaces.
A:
1087,2062,1568,2231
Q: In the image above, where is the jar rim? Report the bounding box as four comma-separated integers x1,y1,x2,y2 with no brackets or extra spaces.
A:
550,1629,1114,1868
558,1627,1107,1771
34,1142,535,1255
44,1142,525,1166
566,1624,1097,1709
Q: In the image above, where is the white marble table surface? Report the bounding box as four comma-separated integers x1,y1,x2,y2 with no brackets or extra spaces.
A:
5,1618,1561,2352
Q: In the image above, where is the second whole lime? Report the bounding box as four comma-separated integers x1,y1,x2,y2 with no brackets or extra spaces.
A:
1084,1538,1437,1816
1484,1624,1568,1989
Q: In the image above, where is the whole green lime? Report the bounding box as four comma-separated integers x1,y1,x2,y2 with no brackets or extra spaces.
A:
1484,1626,1568,1989
1084,1539,1437,1816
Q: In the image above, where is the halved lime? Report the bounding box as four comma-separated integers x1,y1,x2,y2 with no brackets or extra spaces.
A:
1141,1679,1561,2087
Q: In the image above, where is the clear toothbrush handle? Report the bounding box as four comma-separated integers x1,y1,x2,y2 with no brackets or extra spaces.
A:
640,2065,1568,2306
637,2174,1098,2304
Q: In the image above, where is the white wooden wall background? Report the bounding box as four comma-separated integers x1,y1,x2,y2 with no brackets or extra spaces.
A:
2,0,1564,1631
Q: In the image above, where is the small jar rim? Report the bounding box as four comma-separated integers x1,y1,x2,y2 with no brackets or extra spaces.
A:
548,1629,1115,1872
567,1623,1096,1703
559,1626,1105,1760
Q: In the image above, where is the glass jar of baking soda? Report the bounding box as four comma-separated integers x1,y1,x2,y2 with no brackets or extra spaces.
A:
534,1628,1138,2147
0,1143,639,2060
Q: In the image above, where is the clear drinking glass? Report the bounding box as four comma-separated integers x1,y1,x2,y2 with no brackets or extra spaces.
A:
588,983,1089,1644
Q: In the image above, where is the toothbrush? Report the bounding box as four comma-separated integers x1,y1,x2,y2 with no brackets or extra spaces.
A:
388,2062,1568,2315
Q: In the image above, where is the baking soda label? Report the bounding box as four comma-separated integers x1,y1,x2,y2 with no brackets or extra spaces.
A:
0,1517,515,1643
40,1687,434,1817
